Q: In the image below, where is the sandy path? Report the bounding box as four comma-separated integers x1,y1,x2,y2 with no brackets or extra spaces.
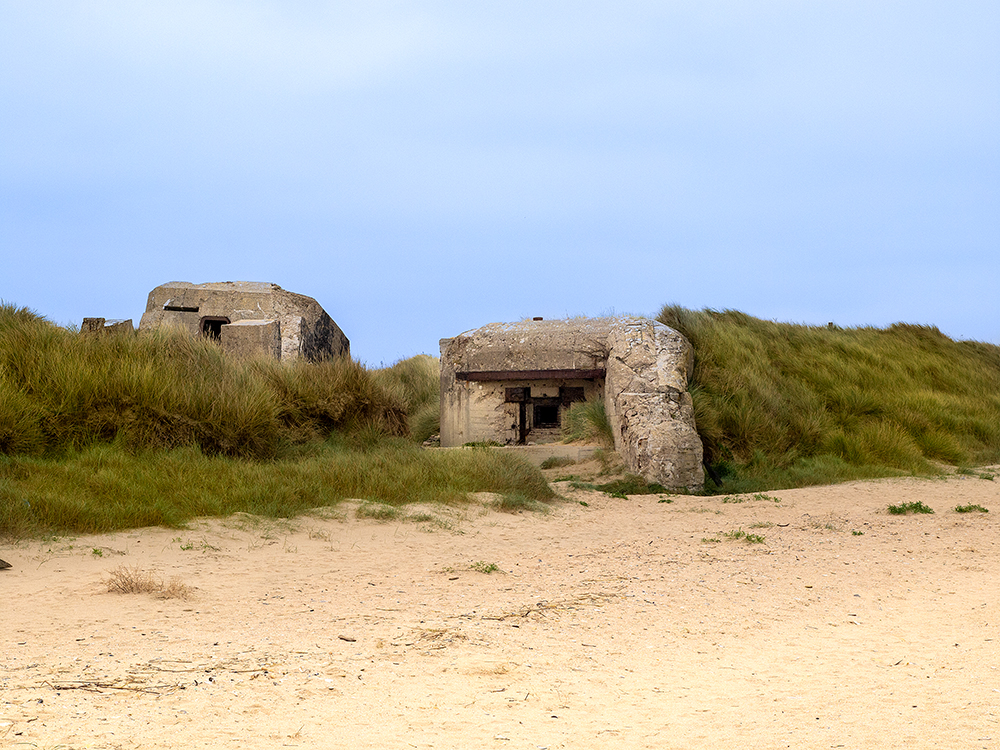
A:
2,472,999,749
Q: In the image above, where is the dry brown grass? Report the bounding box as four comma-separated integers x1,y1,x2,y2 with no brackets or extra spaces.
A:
105,565,192,599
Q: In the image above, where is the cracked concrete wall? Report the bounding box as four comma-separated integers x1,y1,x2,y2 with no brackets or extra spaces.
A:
440,316,703,490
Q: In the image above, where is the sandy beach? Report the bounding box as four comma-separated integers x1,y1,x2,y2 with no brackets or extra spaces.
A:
2,469,999,749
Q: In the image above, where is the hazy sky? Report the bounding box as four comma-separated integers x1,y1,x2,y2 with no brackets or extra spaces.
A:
2,1,997,364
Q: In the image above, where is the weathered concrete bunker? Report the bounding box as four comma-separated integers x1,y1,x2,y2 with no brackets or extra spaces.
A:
440,316,704,490
138,281,349,361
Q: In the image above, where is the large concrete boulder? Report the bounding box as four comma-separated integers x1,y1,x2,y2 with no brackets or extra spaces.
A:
604,318,703,490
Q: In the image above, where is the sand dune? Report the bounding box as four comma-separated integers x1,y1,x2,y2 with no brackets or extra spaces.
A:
2,471,998,749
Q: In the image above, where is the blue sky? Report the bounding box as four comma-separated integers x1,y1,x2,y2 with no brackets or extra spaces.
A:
2,1,997,365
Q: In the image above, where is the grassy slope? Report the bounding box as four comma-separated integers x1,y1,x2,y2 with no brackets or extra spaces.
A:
0,303,409,457
0,304,550,537
6,299,998,533
0,440,552,536
658,305,1000,492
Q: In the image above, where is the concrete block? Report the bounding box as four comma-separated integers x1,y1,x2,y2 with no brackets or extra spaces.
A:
221,319,281,359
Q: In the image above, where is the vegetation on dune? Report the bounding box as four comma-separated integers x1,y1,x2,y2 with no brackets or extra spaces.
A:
561,397,615,447
5,297,999,535
373,354,441,443
0,302,407,457
0,439,553,536
658,304,1000,492
0,303,549,537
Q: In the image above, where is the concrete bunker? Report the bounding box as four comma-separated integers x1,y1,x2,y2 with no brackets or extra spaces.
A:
440,316,704,490
138,281,349,361
81,318,135,336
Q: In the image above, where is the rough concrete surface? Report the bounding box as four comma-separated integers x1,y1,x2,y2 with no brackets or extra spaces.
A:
440,316,703,490
138,281,349,361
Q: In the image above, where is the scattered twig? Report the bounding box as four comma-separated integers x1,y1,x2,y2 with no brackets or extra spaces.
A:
42,678,176,696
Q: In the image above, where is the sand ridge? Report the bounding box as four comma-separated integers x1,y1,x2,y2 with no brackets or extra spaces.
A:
2,471,999,749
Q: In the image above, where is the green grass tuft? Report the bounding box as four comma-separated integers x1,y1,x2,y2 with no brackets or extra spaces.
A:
954,504,989,513
561,398,615,447
470,561,501,574
887,501,935,515
722,528,765,544
595,475,669,497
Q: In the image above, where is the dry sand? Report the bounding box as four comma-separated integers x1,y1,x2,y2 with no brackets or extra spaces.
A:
2,469,999,749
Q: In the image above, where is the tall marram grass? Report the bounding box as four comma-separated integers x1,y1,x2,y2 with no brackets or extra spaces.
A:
0,302,406,457
0,304,550,537
373,354,441,442
561,398,614,447
658,305,1000,492
0,440,554,536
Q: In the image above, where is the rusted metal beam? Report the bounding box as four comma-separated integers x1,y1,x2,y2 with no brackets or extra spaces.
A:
456,369,605,382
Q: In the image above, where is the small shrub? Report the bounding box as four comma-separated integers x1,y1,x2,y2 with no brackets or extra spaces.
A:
592,447,625,473
852,530,865,535
722,493,780,503
887,501,934,515
955,504,988,513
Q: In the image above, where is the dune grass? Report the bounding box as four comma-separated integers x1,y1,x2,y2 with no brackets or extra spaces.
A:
658,305,1000,492
0,438,554,537
0,304,551,538
0,302,408,458
373,354,441,442
561,397,615,447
